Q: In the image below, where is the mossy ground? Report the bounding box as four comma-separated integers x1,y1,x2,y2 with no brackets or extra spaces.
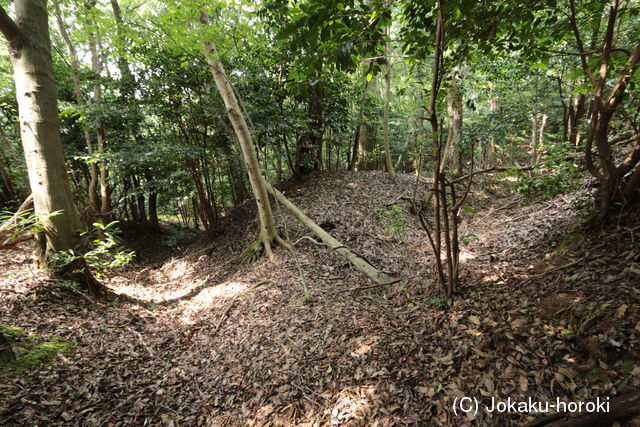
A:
0,324,74,377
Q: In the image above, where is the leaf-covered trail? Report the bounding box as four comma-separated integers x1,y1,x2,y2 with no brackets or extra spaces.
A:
1,171,639,425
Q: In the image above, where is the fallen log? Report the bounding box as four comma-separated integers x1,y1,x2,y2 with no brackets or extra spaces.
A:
524,392,640,427
265,183,394,285
0,194,34,250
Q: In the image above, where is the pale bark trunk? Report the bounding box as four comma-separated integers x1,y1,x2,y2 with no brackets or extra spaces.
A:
6,0,82,255
199,22,287,258
485,96,497,166
536,114,548,165
530,113,539,166
356,77,377,171
53,1,99,217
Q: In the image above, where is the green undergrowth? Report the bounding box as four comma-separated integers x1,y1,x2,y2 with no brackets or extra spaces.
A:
0,324,74,377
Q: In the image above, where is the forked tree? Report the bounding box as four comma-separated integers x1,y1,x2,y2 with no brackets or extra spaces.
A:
568,0,640,211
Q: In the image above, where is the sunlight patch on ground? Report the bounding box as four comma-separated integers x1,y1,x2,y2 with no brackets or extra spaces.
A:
180,281,249,325
109,276,247,308
330,386,376,423
109,280,202,303
160,259,194,281
459,250,476,262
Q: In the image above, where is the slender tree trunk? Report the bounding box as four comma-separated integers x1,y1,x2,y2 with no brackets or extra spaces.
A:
356,71,378,171
530,112,539,166
443,67,463,175
485,96,497,166
536,114,548,165
199,21,289,258
130,173,146,223
382,26,396,182
53,1,99,217
86,6,111,223
569,94,586,147
348,72,370,171
144,170,159,228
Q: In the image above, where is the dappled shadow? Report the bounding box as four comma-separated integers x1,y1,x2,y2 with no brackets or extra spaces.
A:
2,172,639,425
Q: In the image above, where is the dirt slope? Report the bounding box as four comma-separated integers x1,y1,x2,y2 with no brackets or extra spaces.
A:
1,171,639,426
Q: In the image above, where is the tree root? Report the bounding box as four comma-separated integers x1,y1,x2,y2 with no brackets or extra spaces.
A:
57,258,108,298
242,234,291,263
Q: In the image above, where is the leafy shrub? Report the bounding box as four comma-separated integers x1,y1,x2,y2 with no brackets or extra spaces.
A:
507,141,583,201
375,204,407,234
51,221,135,277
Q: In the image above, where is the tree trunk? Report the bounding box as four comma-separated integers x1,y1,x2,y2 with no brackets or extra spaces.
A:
53,0,99,218
537,113,548,165
144,171,159,229
130,173,147,223
443,67,463,176
0,0,104,296
569,94,587,147
382,26,396,182
485,95,497,166
356,75,377,171
530,112,539,166
86,5,111,224
348,70,370,171
199,19,288,259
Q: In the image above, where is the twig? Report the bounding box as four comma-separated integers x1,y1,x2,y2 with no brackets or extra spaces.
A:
449,166,533,185
292,235,347,251
337,279,402,293
517,259,586,288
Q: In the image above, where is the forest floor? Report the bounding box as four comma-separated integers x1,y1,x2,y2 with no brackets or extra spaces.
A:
1,171,640,426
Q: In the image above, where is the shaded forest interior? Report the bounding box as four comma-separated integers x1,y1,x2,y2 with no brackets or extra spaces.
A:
1,0,640,425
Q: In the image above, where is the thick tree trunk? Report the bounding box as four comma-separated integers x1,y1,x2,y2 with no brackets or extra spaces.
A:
1,0,104,296
199,23,288,259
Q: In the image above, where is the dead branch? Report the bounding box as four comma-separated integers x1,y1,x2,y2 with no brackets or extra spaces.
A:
337,279,402,293
266,183,394,284
449,166,533,185
0,194,34,250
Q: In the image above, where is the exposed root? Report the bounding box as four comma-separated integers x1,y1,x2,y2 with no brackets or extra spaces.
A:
57,258,109,298
242,234,291,263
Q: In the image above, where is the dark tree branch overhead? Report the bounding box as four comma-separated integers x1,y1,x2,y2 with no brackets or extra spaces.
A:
568,0,597,88
0,5,24,49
